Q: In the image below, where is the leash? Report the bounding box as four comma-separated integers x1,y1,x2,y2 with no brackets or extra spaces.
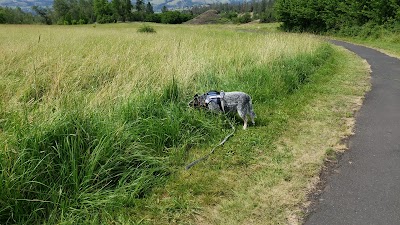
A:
185,114,236,170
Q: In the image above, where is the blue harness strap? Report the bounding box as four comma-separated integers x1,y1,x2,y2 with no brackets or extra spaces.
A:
205,90,225,111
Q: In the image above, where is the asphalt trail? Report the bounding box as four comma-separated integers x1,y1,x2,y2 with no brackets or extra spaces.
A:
305,40,400,225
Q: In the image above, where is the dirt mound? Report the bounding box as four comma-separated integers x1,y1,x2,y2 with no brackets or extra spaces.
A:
185,10,221,25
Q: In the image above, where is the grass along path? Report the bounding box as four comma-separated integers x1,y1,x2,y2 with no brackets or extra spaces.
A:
331,36,400,59
125,41,370,224
326,25,400,58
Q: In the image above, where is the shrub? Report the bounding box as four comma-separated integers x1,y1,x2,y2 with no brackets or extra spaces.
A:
78,19,86,25
137,24,156,33
259,11,275,23
238,13,252,24
221,11,238,21
96,15,113,24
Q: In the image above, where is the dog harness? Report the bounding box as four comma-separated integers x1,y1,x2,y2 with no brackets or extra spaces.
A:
205,91,225,112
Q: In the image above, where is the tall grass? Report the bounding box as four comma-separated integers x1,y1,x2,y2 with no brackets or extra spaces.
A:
0,23,332,224
0,86,229,223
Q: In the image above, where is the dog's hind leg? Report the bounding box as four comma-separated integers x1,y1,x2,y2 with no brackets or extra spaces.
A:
238,106,248,130
250,111,256,125
248,100,256,126
243,116,248,130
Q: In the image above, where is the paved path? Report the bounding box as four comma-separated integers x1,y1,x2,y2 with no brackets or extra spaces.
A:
305,40,400,225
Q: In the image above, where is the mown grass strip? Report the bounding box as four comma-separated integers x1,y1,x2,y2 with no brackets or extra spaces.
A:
210,46,368,225
201,46,370,225
127,42,370,225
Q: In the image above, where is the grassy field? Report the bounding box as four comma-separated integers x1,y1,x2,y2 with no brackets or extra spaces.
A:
0,23,369,224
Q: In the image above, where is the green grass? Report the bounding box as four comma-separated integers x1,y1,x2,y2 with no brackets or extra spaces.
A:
325,23,400,57
334,34,400,58
0,85,226,223
130,40,370,224
0,23,370,224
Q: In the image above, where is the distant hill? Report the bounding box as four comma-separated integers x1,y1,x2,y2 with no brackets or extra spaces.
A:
184,9,221,24
0,0,243,12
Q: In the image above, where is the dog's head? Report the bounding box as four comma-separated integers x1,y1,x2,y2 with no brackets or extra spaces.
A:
188,93,207,108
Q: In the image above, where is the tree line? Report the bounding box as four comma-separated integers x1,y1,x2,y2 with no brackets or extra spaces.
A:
0,0,193,25
0,0,277,25
0,7,42,24
275,0,400,33
52,0,193,24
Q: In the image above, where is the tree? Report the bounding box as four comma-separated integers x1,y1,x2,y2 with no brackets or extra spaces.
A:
94,0,108,16
146,2,154,14
136,0,145,11
53,0,94,24
94,0,112,23
275,0,327,32
53,0,69,23
274,0,400,33
32,6,52,25
0,6,39,24
0,8,5,23
77,0,95,23
260,0,267,13
123,0,133,20
161,5,168,13
111,0,123,21
111,0,132,21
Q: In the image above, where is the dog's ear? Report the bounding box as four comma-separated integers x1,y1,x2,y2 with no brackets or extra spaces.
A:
188,97,197,107
194,94,199,98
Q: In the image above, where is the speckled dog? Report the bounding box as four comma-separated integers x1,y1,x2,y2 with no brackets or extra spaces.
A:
188,91,256,129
